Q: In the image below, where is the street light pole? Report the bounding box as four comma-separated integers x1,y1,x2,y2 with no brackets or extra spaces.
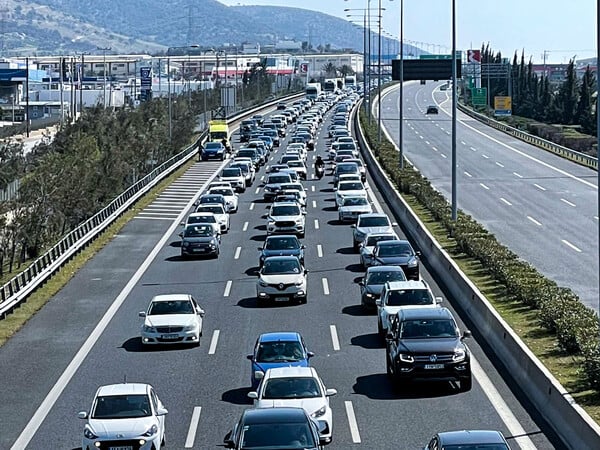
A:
168,56,172,144
377,0,383,142
398,0,404,169
451,0,458,221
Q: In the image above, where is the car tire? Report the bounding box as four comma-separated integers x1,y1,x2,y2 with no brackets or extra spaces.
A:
353,240,359,252
386,354,393,376
460,375,472,392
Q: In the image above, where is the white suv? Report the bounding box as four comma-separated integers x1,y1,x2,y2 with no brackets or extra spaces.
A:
267,201,306,237
376,280,442,336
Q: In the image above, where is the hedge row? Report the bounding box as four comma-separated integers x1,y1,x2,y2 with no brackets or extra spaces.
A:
359,110,600,390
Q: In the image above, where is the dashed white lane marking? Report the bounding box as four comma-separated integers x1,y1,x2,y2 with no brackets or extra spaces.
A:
419,135,424,139
464,171,472,178
471,357,537,450
470,146,477,151
234,247,241,259
482,154,489,159
311,185,315,192
330,325,340,351
312,200,317,208
345,401,362,443
224,280,232,297
322,278,330,295
561,198,576,207
562,239,582,252
495,162,504,168
208,330,220,355
513,172,523,178
460,140,466,145
249,202,255,210
184,406,202,448
480,183,489,190
317,244,323,258
314,219,320,230
500,197,512,206
260,175,265,181
533,183,546,191
432,146,438,152
527,216,542,226
440,154,447,159
243,221,249,231
425,140,430,145
255,187,260,194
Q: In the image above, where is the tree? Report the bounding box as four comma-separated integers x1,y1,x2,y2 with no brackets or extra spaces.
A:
338,65,355,77
575,66,596,134
322,62,337,77
555,59,578,124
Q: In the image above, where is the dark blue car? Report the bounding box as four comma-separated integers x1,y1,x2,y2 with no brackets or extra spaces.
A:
370,239,421,280
258,235,305,267
246,332,313,388
201,141,226,161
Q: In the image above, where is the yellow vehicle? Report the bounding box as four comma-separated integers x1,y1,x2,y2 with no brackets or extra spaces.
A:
208,120,231,151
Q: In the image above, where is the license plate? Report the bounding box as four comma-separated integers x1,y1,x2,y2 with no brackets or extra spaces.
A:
161,333,179,340
424,364,444,370
192,248,206,252
274,297,288,302
109,447,132,450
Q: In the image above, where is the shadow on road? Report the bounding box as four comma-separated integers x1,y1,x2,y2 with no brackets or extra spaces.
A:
221,387,253,405
350,333,384,349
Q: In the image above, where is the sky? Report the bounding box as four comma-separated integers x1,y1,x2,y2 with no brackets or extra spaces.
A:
218,0,597,64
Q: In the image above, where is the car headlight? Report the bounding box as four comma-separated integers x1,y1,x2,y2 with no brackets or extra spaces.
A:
258,279,268,287
453,349,466,362
182,241,189,247
184,323,198,331
143,325,157,333
209,243,216,249
399,353,414,363
365,293,374,298
407,258,418,268
294,279,304,286
295,218,303,225
355,230,365,238
311,406,327,418
83,425,98,440
142,424,158,437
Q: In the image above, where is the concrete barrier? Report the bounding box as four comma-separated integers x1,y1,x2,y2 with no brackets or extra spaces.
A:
353,101,600,449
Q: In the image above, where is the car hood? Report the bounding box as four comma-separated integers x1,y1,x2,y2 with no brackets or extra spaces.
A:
253,360,308,373
260,274,304,284
182,237,216,244
256,398,325,413
145,314,198,327
399,338,461,354
262,249,302,258
364,283,384,295
356,226,392,235
87,417,156,439
340,205,372,213
374,255,414,265
269,215,302,222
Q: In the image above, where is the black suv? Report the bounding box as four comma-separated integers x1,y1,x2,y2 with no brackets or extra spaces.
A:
385,307,472,391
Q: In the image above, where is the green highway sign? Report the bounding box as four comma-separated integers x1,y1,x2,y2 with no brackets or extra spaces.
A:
471,87,487,106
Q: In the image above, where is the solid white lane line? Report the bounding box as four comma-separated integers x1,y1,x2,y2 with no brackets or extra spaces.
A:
527,216,542,226
314,219,320,230
480,183,489,190
471,358,536,450
330,325,340,351
322,278,330,295
243,221,249,231
500,198,512,206
345,401,362,443
184,406,202,448
208,330,220,355
224,280,232,297
317,244,323,258
249,202,255,210
562,239,582,252
234,247,241,259
495,162,504,168
464,171,472,178
312,200,317,209
561,198,576,207
533,183,546,191
513,172,523,178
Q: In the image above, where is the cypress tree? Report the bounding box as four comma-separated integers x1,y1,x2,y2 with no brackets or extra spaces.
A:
575,66,595,134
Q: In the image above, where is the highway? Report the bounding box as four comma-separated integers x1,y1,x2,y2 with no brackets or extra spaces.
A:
0,98,562,449
379,82,599,310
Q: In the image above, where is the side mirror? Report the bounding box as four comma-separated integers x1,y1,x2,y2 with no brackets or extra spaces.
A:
223,431,234,448
138,311,146,318
351,224,356,228
78,411,88,419
156,406,168,416
304,269,309,275
385,332,394,341
300,245,306,249
247,391,258,399
358,281,364,286
462,330,472,339
246,354,254,360
325,388,337,397
254,371,264,380
257,247,262,251
307,351,315,358
180,221,185,226
178,232,183,238
435,297,443,304
392,222,398,227
415,251,422,257
375,299,382,307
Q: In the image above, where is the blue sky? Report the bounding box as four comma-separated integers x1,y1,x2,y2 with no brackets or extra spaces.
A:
218,0,597,63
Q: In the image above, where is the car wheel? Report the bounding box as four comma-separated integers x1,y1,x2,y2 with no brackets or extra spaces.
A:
162,433,166,448
460,375,472,392
386,354,393,376
353,240,359,252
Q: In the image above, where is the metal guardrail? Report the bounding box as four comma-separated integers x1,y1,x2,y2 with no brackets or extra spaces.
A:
0,91,304,318
457,103,598,170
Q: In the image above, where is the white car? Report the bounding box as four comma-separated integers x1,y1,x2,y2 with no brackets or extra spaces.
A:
375,280,442,336
195,204,230,233
181,212,221,236
280,182,307,205
256,255,308,304
139,293,205,345
219,167,246,192
79,383,167,450
208,186,239,213
338,196,373,222
286,160,308,180
335,180,368,208
267,201,306,237
248,366,337,443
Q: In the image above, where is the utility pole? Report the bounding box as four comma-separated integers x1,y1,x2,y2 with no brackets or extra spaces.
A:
377,0,382,142
97,47,111,108
59,56,64,128
25,56,30,137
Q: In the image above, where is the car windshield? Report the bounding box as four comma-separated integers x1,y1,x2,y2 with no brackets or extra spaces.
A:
262,259,302,275
200,196,223,204
92,394,151,419
280,183,302,192
262,377,322,399
378,243,413,257
256,341,305,362
222,168,242,177
342,197,368,206
240,422,316,449
184,225,214,237
268,175,291,184
231,164,249,174
205,142,222,149
386,289,433,306
366,270,407,285
272,206,300,216
266,237,300,250
210,188,233,196
337,165,358,174
148,299,194,315
365,235,395,246
400,319,458,339
188,215,216,224
339,182,363,191
287,161,303,168
197,205,224,214
359,217,390,228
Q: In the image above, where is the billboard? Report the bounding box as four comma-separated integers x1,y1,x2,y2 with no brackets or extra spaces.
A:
140,67,152,101
392,59,461,81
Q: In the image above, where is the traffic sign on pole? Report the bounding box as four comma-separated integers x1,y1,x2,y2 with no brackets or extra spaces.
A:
471,87,487,106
